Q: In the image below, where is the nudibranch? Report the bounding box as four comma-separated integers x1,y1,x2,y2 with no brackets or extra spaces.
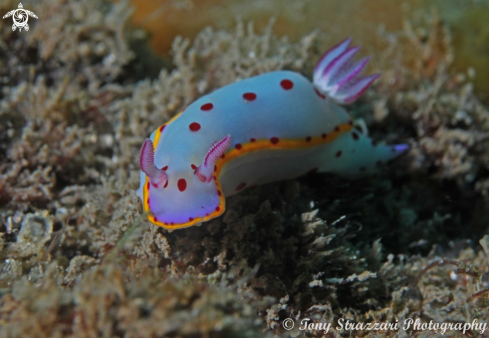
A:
136,38,408,230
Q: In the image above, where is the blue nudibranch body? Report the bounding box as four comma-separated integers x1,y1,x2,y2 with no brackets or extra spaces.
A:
136,38,408,230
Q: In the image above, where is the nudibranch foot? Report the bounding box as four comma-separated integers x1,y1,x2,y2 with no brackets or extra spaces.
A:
313,38,379,104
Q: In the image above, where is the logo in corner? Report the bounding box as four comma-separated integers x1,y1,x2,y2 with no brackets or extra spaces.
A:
3,3,38,32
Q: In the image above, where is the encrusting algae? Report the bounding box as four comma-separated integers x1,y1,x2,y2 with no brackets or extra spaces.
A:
0,0,489,337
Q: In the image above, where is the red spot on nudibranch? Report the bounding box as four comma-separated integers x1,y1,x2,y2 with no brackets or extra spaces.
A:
352,132,359,140
177,179,187,192
146,182,150,190
306,136,312,142
191,164,197,170
214,165,217,172
164,180,168,188
322,133,327,139
154,217,158,222
201,103,213,111
189,217,193,221
220,154,225,159
189,122,201,131
162,166,168,171
314,88,326,99
270,137,279,144
215,206,221,212
159,125,166,132
236,182,247,191
334,126,340,132
243,92,257,101
336,150,342,158
235,143,242,150
217,190,222,196
250,138,256,142
280,79,293,90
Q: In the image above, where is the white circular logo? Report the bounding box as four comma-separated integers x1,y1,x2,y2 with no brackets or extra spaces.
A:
2,3,38,32
283,318,295,330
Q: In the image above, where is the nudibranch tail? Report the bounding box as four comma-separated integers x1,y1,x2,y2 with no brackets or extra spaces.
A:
329,130,409,179
139,138,167,188
375,143,410,165
314,38,379,104
195,134,231,183
391,144,410,153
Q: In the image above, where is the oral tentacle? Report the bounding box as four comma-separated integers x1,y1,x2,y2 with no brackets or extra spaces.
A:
139,138,168,188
